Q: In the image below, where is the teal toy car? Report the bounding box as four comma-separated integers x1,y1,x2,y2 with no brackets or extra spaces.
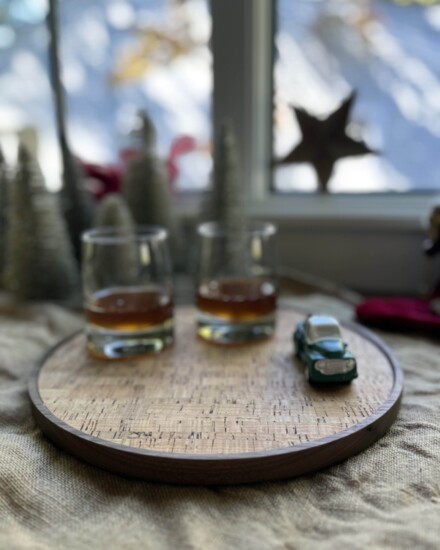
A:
294,315,358,384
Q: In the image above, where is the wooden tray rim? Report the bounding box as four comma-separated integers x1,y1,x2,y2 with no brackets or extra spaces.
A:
28,309,403,464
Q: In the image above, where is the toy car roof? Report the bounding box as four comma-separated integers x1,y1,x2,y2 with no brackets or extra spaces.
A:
305,315,342,343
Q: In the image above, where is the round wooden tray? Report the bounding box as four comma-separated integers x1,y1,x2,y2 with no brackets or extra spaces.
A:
29,306,403,485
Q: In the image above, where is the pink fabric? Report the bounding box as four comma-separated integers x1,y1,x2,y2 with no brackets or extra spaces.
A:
356,297,440,333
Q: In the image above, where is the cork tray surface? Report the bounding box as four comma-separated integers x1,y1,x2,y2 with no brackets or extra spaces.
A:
29,306,403,485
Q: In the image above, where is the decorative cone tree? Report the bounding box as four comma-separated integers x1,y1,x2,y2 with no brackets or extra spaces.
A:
92,193,138,286
123,110,172,228
123,110,179,262
94,193,135,230
200,121,247,274
4,144,79,301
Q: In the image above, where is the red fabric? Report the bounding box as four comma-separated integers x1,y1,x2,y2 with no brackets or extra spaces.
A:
167,135,197,193
356,297,440,333
79,135,203,201
80,161,124,201
119,148,140,166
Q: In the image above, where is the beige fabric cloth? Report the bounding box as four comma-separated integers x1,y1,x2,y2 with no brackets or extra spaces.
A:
0,292,439,550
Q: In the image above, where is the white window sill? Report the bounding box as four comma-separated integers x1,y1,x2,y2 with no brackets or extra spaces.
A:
248,193,437,231
177,191,436,229
175,192,439,295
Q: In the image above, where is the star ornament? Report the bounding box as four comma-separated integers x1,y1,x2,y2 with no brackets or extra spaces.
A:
276,93,375,193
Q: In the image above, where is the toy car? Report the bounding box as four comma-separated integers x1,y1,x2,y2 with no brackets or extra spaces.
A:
294,315,358,384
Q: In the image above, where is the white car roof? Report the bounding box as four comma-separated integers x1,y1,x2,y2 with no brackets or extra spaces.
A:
305,315,342,343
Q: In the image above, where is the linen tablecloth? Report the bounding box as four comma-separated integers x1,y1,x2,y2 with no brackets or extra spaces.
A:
1,292,439,549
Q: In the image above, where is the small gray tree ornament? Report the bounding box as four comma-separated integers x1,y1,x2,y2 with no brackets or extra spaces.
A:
123,110,172,229
200,121,247,275
91,193,138,287
122,110,183,268
4,144,79,301
94,193,136,230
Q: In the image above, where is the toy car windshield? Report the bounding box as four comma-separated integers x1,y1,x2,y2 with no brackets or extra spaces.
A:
305,316,342,343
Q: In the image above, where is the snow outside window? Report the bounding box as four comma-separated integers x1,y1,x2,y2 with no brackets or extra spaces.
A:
274,0,440,195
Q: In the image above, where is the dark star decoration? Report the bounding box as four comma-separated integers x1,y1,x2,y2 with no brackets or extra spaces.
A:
276,92,376,193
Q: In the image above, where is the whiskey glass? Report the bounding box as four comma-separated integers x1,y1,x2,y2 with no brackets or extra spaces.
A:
82,226,173,359
196,221,277,344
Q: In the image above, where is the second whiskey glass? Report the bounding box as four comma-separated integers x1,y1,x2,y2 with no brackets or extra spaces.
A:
196,221,277,344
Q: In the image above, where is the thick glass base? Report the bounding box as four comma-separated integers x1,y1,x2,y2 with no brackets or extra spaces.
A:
197,311,275,345
86,319,174,359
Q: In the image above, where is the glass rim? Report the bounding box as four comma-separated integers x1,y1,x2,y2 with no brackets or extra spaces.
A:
81,225,168,245
197,221,277,238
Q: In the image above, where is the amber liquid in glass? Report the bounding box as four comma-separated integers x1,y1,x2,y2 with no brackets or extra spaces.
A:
196,278,277,321
85,287,174,358
86,287,173,331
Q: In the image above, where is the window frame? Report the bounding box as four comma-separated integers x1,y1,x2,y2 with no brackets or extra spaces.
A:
204,0,439,294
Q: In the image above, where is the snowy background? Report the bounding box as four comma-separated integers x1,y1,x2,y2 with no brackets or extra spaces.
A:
0,0,212,191
275,0,440,193
0,0,439,193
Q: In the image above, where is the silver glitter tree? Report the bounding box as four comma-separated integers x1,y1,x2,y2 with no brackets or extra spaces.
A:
200,121,247,274
4,144,79,301
123,110,181,267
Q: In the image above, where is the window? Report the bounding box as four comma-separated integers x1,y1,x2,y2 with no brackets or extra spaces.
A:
211,0,438,293
1,0,436,293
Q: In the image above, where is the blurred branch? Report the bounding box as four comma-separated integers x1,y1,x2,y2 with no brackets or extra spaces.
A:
46,0,93,260
46,0,70,158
